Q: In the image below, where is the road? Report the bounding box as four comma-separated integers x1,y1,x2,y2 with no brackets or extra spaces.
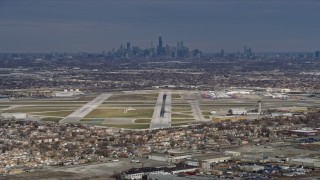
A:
150,90,171,129
60,93,112,124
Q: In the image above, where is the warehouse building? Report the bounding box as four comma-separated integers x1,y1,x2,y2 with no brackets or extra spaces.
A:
229,108,247,115
289,158,320,168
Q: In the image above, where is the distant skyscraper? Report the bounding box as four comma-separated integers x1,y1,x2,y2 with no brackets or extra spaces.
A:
157,36,165,55
220,49,225,58
165,45,171,56
248,47,252,57
126,42,131,52
243,45,253,58
159,36,163,49
315,51,320,58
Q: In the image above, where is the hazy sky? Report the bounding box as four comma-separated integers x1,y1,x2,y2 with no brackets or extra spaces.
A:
0,0,319,53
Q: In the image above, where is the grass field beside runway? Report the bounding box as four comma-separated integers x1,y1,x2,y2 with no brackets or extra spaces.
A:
171,113,193,118
85,109,154,118
202,111,212,116
107,93,158,101
100,104,156,108
100,124,150,129
170,97,196,122
2,90,319,130
74,96,98,101
171,94,181,99
74,93,159,129
172,107,192,112
171,118,194,122
102,102,155,107
0,106,10,109
3,107,77,113
33,110,74,117
135,119,152,123
0,101,86,105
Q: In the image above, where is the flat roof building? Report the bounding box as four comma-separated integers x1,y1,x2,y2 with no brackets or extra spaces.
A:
230,108,247,115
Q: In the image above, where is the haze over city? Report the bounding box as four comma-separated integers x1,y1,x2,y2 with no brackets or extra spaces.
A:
2,1,320,179
0,0,320,52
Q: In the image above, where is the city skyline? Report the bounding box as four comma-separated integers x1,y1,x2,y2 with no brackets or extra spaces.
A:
0,0,320,53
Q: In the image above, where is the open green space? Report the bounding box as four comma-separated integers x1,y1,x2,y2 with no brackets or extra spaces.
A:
177,111,193,114
80,118,101,121
100,124,150,129
171,94,181,99
33,111,74,117
107,94,158,101
202,111,212,116
135,119,151,123
75,96,98,101
47,97,91,102
85,109,154,118
100,104,155,108
199,104,255,111
171,111,193,116
172,99,183,102
171,119,194,122
172,105,192,112
200,103,255,106
103,101,155,105
200,102,257,106
54,96,97,102
3,107,77,113
171,113,193,118
172,108,192,112
0,101,86,105
171,103,190,105
171,123,189,126
0,106,10,109
80,119,104,125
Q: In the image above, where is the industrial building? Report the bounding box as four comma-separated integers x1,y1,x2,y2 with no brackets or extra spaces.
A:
289,158,320,168
200,156,231,170
148,153,192,163
229,101,262,115
122,164,197,180
54,89,84,97
229,108,247,115
227,90,251,95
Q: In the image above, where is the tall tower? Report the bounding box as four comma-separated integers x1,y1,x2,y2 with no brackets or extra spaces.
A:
126,42,131,52
159,36,163,49
157,36,164,55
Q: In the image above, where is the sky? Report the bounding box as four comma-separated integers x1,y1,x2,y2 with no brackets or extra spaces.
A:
0,0,319,53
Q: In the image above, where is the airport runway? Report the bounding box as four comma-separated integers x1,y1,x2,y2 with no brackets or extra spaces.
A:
189,101,206,121
150,91,171,129
183,91,206,121
60,93,113,124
